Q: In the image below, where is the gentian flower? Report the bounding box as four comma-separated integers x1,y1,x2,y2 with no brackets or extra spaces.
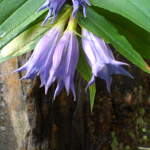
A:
12,22,66,82
45,18,79,100
72,0,91,18
37,0,66,25
82,28,133,92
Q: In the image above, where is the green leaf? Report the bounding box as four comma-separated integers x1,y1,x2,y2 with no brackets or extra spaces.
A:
0,20,52,63
0,0,47,50
77,40,92,81
77,37,96,112
89,83,96,113
91,6,150,59
0,0,27,25
77,7,150,74
90,0,150,33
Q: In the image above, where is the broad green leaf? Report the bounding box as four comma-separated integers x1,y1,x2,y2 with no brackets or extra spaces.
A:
0,0,47,50
77,37,96,112
91,6,150,59
90,0,150,33
0,20,52,63
77,7,150,74
0,0,27,25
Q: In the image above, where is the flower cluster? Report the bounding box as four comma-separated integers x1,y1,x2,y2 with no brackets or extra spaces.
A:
82,28,133,92
37,0,66,25
12,12,79,100
12,2,133,100
72,0,91,18
37,0,91,25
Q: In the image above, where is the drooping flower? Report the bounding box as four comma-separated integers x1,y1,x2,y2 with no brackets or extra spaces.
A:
12,22,66,81
82,28,133,92
72,0,91,18
45,18,79,100
37,0,66,25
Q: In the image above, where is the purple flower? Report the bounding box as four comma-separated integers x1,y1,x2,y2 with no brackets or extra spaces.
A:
45,30,79,100
82,28,133,92
12,23,65,81
72,0,91,18
37,0,66,25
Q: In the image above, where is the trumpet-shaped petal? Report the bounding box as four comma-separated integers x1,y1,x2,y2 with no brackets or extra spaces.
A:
46,30,79,100
72,0,91,18
37,0,66,25
82,28,133,92
12,24,64,82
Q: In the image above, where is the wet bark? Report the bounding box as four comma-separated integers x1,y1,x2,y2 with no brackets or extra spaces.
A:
0,49,150,150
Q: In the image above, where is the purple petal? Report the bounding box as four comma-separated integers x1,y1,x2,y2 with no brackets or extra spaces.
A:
64,75,71,95
11,63,27,74
84,0,91,6
70,80,76,100
97,69,112,93
85,75,95,92
45,73,54,94
72,0,79,18
72,0,91,18
42,8,53,26
37,0,66,25
80,2,87,17
54,77,64,99
51,0,66,23
37,0,50,12
106,64,133,78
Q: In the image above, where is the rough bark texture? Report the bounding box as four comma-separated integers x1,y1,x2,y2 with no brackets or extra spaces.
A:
0,49,150,150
